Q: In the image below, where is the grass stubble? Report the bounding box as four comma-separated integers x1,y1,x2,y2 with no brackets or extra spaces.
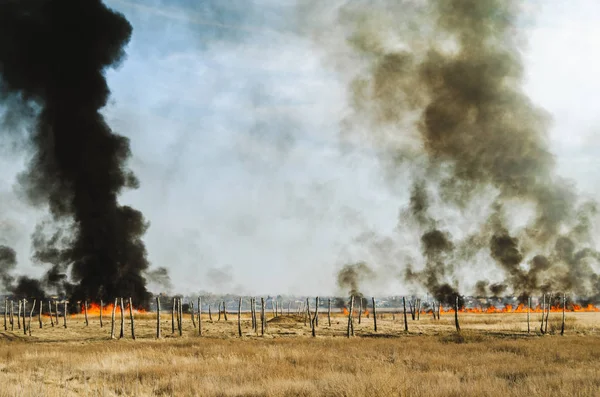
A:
0,311,599,396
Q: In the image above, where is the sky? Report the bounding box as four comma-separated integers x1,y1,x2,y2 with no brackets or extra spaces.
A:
1,0,599,297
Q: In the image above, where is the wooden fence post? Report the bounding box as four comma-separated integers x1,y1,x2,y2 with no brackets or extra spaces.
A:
417,299,421,320
38,299,43,329
315,297,319,327
10,300,14,330
190,301,196,329
305,298,310,327
17,299,21,329
544,294,550,334
22,299,26,335
84,300,89,326
223,301,228,321
119,297,125,339
178,298,183,336
527,297,531,334
311,297,318,337
358,298,362,325
238,297,243,337
403,297,408,332
288,301,291,316
250,298,255,331
454,296,461,333
198,296,202,336
347,296,354,338
129,297,135,340
3,299,7,331
110,298,117,339
156,296,161,339
540,294,545,334
28,299,35,336
63,300,68,329
55,300,59,325
261,297,265,336
328,299,332,326
208,303,213,322
372,297,377,332
560,293,566,336
48,300,53,327
100,300,104,328
171,297,176,334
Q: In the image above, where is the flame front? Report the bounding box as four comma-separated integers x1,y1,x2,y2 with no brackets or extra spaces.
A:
438,303,600,314
82,302,147,315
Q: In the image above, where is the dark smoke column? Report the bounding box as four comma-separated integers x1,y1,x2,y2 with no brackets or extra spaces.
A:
0,0,152,305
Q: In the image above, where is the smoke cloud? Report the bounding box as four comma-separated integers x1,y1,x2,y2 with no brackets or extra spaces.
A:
0,0,163,305
321,0,600,300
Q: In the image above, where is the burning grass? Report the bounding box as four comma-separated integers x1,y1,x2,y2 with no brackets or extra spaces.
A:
0,311,599,396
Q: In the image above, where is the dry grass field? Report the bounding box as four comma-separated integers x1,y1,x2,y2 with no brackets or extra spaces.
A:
1,310,599,396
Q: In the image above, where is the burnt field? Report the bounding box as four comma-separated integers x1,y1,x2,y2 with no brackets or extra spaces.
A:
1,311,599,397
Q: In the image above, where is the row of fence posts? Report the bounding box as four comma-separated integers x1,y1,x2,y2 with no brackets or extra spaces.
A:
2,293,572,339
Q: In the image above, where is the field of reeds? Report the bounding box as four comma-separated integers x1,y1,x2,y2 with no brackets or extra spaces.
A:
1,311,599,396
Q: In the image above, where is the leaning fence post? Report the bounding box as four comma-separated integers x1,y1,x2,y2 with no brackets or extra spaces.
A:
156,296,161,339
55,300,59,325
372,297,377,332
3,299,7,331
129,297,135,340
540,294,545,334
100,300,104,328
48,300,53,327
223,300,228,321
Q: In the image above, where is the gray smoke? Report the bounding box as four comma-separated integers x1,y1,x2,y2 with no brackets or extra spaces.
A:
312,0,600,300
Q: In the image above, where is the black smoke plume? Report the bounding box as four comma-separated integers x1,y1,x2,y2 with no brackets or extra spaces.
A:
0,245,17,291
0,0,162,306
337,261,374,297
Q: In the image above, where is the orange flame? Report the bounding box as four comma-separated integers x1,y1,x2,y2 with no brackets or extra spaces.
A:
437,303,599,314
341,307,370,316
81,302,147,315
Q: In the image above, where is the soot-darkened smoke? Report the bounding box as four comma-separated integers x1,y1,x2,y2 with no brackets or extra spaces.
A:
337,261,374,298
0,0,160,305
0,245,17,292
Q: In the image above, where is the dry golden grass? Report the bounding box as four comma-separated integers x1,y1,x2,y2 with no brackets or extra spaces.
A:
1,311,599,396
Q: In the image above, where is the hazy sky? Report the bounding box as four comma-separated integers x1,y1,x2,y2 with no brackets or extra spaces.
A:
1,0,599,296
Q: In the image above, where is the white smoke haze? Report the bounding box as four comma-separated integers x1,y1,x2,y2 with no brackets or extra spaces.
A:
1,0,599,298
